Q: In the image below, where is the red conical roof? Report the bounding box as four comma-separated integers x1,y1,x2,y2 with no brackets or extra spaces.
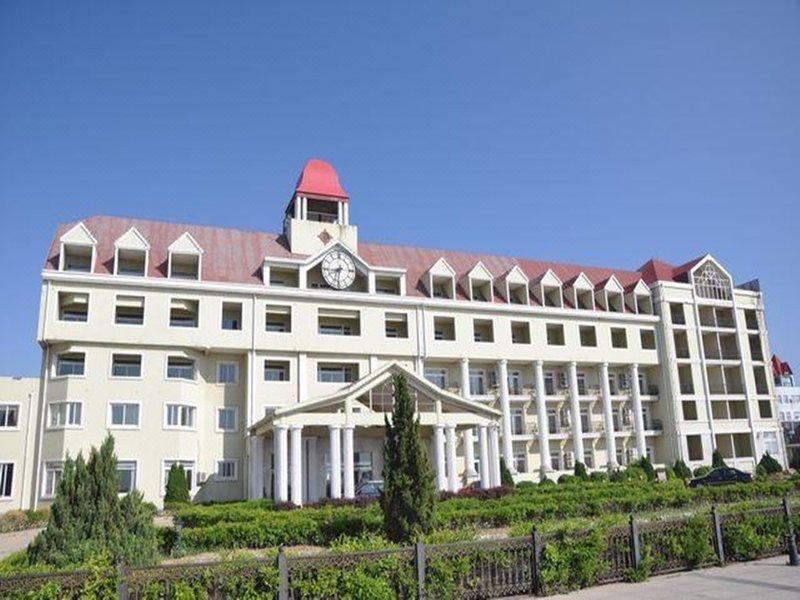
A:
294,159,349,201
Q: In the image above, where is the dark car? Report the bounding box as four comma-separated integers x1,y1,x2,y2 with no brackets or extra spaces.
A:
355,480,384,497
688,467,752,488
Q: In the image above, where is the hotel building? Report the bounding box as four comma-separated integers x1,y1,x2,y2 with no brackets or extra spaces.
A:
5,159,787,510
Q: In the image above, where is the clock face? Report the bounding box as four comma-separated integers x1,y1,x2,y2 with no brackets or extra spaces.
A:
321,250,357,290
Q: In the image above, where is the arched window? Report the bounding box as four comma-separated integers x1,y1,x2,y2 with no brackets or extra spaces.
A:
694,263,731,300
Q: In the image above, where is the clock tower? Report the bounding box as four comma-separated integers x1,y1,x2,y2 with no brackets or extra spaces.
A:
283,159,358,256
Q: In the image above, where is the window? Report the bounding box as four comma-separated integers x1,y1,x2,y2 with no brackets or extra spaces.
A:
546,324,565,346
579,326,597,347
686,435,704,461
111,354,141,378
547,408,559,434
763,432,779,456
217,408,237,432
580,408,591,432
56,353,85,377
433,316,455,341
424,368,447,389
167,357,196,381
512,408,524,435
549,451,561,471
670,303,686,325
544,372,556,396
0,463,13,498
49,401,82,428
265,305,292,332
165,404,196,429
511,321,531,344
43,462,63,498
116,248,146,276
758,400,773,419
117,461,137,493
0,405,19,428
169,253,200,280
577,373,587,396
217,362,238,384
216,460,238,481
640,329,656,350
473,319,494,343
221,302,242,331
375,276,401,295
268,266,299,287
318,309,360,336
617,373,629,392
744,310,759,331
513,452,527,473
694,263,731,301
264,360,290,382
583,449,594,469
508,371,522,396
611,328,628,349
170,299,199,328
109,402,140,427
61,244,93,272
469,369,486,396
163,461,195,493
317,363,358,383
58,292,88,322
114,295,144,325
385,313,409,338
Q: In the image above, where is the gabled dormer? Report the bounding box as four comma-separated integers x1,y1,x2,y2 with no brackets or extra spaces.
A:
595,275,625,312
532,269,563,308
501,265,529,305
59,222,97,273
625,280,653,314
168,232,203,280
462,262,494,302
114,227,149,276
688,256,732,302
565,272,594,310
426,258,456,299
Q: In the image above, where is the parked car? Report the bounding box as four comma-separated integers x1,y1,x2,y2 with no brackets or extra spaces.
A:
355,480,384,497
688,467,752,488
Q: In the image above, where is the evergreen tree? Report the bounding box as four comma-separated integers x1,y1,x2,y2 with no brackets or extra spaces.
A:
573,461,588,481
673,459,692,481
381,374,436,543
499,458,515,487
634,456,656,481
164,464,190,505
711,449,728,469
757,452,782,475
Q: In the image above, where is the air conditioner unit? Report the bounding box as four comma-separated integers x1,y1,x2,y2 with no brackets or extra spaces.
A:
197,472,208,485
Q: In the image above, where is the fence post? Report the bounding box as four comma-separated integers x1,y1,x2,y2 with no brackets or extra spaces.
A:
117,561,128,600
628,514,641,570
415,541,427,599
277,546,289,600
530,526,542,597
711,505,725,565
783,497,799,567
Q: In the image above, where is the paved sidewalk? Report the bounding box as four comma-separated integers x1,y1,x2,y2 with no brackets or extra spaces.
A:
0,528,42,560
541,556,799,599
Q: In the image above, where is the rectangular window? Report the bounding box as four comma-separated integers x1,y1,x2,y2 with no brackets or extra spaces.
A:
433,316,456,341
169,253,199,280
640,329,656,350
375,276,401,295
109,402,140,427
167,357,196,381
317,363,358,383
511,321,531,344
163,461,195,493
217,362,238,384
469,369,486,396
512,408,524,435
56,353,85,377
611,328,628,349
583,449,594,469
265,305,292,333
579,326,597,347
116,461,137,493
513,452,526,473
544,372,556,396
580,408,591,432
116,248,146,276
111,354,142,378
472,319,494,343
385,313,409,338
424,368,447,389
546,324,565,346
318,309,360,336
508,371,522,396
577,373,587,396
169,298,199,328
58,292,89,322
221,302,243,331
165,404,196,429
549,451,561,471
0,404,19,428
216,460,238,481
114,295,145,325
0,463,13,498
264,360,290,382
43,462,63,498
217,408,237,432
763,432,779,456
49,401,82,428
61,244,92,272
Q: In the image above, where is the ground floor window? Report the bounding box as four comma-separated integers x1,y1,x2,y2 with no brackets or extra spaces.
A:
43,462,63,498
583,449,594,469
354,452,373,486
616,447,626,466
117,461,137,493
549,451,561,471
163,460,195,494
216,460,237,481
0,463,13,498
513,452,526,473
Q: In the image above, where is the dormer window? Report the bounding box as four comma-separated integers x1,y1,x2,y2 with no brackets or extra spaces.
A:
266,265,299,288
533,270,563,308
543,286,562,307
114,227,149,276
375,275,404,296
503,266,529,305
693,262,731,301
596,276,625,313
626,280,653,314
426,258,456,300
464,262,494,302
58,222,97,273
566,273,594,310
168,232,203,281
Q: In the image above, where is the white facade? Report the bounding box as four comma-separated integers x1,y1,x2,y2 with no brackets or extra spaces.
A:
5,160,787,511
0,377,40,511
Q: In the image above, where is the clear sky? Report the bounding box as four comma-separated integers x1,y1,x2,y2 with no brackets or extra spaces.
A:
1,2,799,376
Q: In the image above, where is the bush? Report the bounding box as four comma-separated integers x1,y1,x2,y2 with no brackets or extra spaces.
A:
165,464,190,505
758,452,782,475
539,527,608,593
632,457,656,481
673,460,692,481
516,480,537,491
624,465,647,482
693,466,712,478
557,474,579,485
539,476,555,486
573,461,588,481
588,471,609,483
609,469,625,483
712,450,728,469
499,458,515,487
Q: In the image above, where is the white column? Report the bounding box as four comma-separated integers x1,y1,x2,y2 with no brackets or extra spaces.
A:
343,202,350,226
306,437,318,503
460,357,471,398
343,424,355,498
249,436,264,499
294,197,301,219
445,424,458,492
301,196,308,219
534,361,552,474
274,425,289,503
329,425,342,499
337,201,343,224
478,424,490,489
600,363,618,469
568,362,585,464
630,364,647,459
434,424,447,491
497,359,516,473
290,425,303,506
462,428,477,479
489,424,501,487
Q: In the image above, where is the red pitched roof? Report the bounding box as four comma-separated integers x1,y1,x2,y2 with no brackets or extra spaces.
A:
294,159,349,201
772,355,793,377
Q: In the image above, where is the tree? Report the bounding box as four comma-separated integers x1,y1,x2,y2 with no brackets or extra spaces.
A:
164,464,190,505
673,459,692,481
28,435,158,568
758,452,782,475
573,460,588,481
381,374,436,543
711,449,728,469
499,458,515,487
633,456,656,481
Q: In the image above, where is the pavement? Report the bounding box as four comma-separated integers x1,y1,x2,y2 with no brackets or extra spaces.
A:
0,528,42,560
540,556,800,600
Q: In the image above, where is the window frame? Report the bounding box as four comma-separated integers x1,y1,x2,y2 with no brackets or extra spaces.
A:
216,361,239,385
317,363,358,384
54,352,86,379
216,407,238,433
110,353,143,379
216,459,238,482
113,295,145,326
424,368,448,390
264,360,291,382
116,460,138,494
165,356,197,382
0,462,14,499
108,401,141,429
161,459,196,496
0,404,20,429
42,461,64,499
164,403,198,430
48,401,83,429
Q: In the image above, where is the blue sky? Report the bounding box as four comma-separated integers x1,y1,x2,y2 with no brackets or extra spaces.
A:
1,1,799,376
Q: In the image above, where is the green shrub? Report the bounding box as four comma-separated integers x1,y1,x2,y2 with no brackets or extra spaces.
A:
573,461,588,481
499,458,515,487
557,474,579,485
624,465,647,482
589,471,609,483
165,464,190,505
516,480,537,491
712,450,728,469
722,513,785,561
539,476,554,486
539,527,608,593
758,452,782,475
673,460,692,480
609,469,625,483
693,466,712,478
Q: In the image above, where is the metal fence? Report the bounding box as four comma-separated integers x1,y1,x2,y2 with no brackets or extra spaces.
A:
0,500,797,599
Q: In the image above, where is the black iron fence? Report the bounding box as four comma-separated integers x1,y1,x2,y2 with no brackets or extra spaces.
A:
0,500,798,599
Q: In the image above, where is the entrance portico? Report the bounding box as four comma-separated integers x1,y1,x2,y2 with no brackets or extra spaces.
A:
248,362,501,505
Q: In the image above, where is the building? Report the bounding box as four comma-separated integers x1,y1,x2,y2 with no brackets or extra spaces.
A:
0,377,40,511
9,159,787,511
773,355,800,465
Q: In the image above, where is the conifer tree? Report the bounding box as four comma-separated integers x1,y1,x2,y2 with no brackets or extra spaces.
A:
164,464,190,505
500,458,516,486
381,374,436,543
673,459,692,481
712,449,728,469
